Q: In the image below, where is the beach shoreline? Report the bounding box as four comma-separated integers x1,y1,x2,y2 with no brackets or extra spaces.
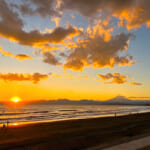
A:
1,112,150,150
2,108,149,128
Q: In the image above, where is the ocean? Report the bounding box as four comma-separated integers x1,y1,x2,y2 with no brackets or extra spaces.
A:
0,104,150,125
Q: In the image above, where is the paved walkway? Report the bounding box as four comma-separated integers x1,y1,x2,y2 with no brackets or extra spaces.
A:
101,136,150,150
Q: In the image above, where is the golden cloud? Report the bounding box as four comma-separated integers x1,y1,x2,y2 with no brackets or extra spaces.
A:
0,47,33,61
0,72,49,84
63,31,135,71
97,73,113,81
33,44,60,52
97,73,143,85
97,72,128,84
15,54,33,61
130,82,143,86
0,0,147,77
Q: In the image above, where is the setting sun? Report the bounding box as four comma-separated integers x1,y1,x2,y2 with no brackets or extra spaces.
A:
11,97,21,103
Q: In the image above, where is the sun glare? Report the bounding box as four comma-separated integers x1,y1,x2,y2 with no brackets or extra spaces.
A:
13,123,18,126
11,97,21,103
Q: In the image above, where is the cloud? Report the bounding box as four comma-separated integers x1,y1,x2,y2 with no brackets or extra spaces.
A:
63,25,136,71
0,21,80,46
97,72,128,84
0,0,24,34
34,44,60,53
130,82,143,86
43,52,61,65
0,1,80,47
97,73,143,85
0,72,49,84
10,0,150,30
60,0,136,17
51,17,60,27
50,73,62,79
11,0,60,18
1,0,150,46
0,47,33,61
60,0,150,29
15,54,33,61
121,0,150,29
97,73,113,81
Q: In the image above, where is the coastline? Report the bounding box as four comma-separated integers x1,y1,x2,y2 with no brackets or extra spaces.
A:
1,112,150,150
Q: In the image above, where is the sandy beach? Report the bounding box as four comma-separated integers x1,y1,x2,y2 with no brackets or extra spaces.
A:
0,112,150,150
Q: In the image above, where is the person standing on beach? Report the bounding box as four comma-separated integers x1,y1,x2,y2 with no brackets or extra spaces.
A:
3,123,5,129
7,120,9,127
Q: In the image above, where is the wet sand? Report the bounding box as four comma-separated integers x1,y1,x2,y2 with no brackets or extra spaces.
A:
1,112,150,150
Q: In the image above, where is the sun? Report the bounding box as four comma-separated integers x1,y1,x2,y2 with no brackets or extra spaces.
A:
11,96,21,103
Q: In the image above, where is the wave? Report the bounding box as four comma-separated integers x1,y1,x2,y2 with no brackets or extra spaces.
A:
59,109,78,112
0,115,46,121
0,112,28,116
0,104,150,124
33,111,49,113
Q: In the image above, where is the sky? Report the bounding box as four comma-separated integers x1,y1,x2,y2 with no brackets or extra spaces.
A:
0,0,150,101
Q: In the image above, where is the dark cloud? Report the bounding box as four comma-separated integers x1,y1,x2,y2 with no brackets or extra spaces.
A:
60,0,150,29
3,0,150,34
0,0,24,31
0,21,80,46
60,0,136,17
17,26,80,46
59,52,67,57
11,0,60,18
43,52,61,65
0,1,80,47
0,72,49,84
126,0,150,29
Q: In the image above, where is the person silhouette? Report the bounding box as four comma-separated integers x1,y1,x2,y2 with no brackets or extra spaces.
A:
3,123,5,128
7,120,9,127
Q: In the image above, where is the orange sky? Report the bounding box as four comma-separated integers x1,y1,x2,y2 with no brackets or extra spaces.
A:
0,0,150,101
